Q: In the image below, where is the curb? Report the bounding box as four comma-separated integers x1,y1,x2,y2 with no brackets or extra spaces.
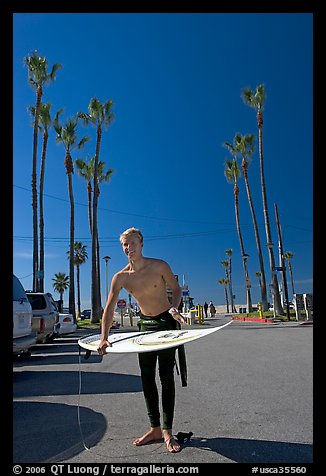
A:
232,316,274,324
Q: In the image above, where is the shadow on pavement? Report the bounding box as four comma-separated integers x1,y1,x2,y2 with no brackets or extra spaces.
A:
13,401,107,463
13,370,143,397
186,436,312,463
13,349,103,366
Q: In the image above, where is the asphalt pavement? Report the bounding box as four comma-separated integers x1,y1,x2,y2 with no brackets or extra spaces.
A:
13,316,313,465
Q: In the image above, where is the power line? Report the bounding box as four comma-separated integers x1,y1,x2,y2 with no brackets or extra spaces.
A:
13,184,234,226
14,184,313,233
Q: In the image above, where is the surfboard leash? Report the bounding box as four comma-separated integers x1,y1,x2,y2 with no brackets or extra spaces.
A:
76,330,159,452
77,345,90,451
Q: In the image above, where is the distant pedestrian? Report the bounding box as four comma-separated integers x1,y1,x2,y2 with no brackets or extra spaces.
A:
209,302,216,317
203,301,208,318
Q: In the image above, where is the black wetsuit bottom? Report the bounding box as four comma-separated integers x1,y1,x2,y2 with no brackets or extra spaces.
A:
137,310,178,429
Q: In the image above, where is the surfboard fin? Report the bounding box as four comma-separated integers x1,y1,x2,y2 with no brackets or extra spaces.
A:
84,349,92,360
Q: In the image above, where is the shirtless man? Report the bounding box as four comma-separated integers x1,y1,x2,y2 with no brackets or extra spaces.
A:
97,227,186,453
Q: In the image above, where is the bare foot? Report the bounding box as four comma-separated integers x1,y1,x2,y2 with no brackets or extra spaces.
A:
164,435,181,453
163,431,181,453
133,427,163,446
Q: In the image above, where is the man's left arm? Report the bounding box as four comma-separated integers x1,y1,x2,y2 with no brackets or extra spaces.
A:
161,261,185,324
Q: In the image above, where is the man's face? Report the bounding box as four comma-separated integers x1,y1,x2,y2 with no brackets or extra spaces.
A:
121,234,143,260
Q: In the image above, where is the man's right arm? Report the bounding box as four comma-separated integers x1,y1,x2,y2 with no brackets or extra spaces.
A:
98,273,123,354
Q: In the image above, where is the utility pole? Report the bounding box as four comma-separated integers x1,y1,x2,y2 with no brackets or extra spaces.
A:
274,203,290,321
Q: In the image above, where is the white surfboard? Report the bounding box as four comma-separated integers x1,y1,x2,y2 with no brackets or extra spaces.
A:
78,320,232,354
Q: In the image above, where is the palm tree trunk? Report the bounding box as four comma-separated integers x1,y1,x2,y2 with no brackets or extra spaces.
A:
257,109,283,315
59,291,63,312
65,152,76,321
87,182,93,234
76,264,81,317
225,268,234,313
228,258,236,312
234,185,253,312
87,180,98,319
224,286,229,313
289,262,295,295
39,130,48,293
91,127,102,323
32,87,42,291
242,162,268,311
97,234,102,311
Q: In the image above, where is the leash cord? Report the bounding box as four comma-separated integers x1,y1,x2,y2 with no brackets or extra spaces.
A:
77,345,90,451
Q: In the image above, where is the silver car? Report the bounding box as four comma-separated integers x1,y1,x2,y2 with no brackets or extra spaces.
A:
13,275,36,356
53,313,77,336
26,292,60,343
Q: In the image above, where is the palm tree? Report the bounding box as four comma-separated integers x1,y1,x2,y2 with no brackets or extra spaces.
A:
224,133,269,311
284,251,295,296
218,277,229,313
221,260,234,312
241,84,283,315
67,242,88,319
24,50,62,292
255,271,267,307
28,102,55,292
53,111,89,320
75,156,114,233
225,249,236,312
78,98,115,323
224,158,253,312
75,156,114,307
52,272,69,312
255,271,262,289
75,157,95,234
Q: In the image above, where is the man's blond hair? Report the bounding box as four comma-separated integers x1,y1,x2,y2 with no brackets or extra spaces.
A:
119,227,144,244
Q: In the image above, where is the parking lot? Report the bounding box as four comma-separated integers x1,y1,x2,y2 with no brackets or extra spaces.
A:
13,317,313,465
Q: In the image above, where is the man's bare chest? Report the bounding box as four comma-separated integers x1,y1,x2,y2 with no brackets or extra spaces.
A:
124,269,164,294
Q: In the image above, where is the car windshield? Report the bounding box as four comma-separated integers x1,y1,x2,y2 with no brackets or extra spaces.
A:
48,294,59,311
27,294,47,310
13,275,28,301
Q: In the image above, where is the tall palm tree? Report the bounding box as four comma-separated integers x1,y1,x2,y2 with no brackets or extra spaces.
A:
78,98,115,323
221,260,234,312
67,242,88,319
241,84,283,315
28,102,55,293
52,272,69,312
24,51,62,292
255,271,262,290
284,251,295,296
75,157,95,234
224,158,253,312
75,156,114,233
75,156,114,307
225,133,269,311
218,277,229,313
225,248,236,312
53,111,89,320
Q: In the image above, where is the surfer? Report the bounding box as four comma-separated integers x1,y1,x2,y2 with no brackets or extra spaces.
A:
97,227,186,453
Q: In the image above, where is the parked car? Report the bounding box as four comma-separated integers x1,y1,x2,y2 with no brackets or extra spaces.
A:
283,300,294,310
53,313,77,336
26,292,60,343
13,275,37,356
79,308,119,328
80,309,91,320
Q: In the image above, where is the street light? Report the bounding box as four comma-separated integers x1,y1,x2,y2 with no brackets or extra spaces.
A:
103,256,111,300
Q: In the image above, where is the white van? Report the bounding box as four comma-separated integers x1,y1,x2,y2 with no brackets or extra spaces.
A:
13,274,36,356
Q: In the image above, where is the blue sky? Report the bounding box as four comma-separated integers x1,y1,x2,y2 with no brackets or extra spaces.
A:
13,13,313,309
